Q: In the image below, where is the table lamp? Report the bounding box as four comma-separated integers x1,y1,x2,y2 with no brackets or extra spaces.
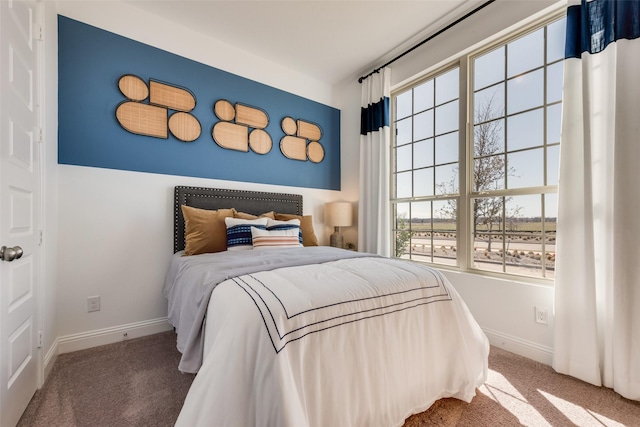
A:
324,202,352,248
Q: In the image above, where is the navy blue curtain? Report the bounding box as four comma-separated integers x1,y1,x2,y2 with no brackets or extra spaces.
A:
360,96,389,136
566,0,640,59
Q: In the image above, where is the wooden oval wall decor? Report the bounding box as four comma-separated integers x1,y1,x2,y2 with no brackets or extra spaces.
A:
168,112,201,142
307,141,325,163
280,135,307,161
212,100,272,155
115,75,201,141
213,121,249,152
149,80,196,112
214,100,235,121
119,75,148,101
249,129,272,154
297,120,322,141
116,102,168,139
279,116,325,163
236,103,269,129
281,117,297,135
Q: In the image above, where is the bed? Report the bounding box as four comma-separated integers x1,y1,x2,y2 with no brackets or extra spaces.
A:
164,186,489,427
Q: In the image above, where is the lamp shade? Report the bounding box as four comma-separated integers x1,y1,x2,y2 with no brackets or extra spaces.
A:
324,202,353,227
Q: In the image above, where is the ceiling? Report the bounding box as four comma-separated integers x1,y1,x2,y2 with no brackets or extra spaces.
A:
125,0,481,85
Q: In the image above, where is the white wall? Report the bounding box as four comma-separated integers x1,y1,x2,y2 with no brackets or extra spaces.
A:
333,81,362,248
443,271,554,363
47,0,356,363
336,0,564,364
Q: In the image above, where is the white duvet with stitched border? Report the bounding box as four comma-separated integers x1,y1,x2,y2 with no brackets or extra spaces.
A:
175,255,489,427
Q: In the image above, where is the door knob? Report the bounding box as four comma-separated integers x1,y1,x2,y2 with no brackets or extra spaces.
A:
0,246,23,262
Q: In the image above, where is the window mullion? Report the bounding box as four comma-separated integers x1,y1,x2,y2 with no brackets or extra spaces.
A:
459,57,470,270
541,194,547,278
503,43,509,191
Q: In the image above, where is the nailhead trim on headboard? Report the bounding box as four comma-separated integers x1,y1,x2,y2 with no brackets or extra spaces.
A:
174,186,303,253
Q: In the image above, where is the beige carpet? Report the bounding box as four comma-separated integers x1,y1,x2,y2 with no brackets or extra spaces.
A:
18,332,195,427
19,331,640,426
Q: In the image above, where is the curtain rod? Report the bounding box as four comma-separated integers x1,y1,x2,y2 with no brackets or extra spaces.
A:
358,0,496,83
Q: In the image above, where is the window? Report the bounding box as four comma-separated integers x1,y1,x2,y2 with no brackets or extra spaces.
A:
393,67,460,267
391,15,565,280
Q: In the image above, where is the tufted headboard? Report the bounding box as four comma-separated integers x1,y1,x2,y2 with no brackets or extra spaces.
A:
174,186,303,253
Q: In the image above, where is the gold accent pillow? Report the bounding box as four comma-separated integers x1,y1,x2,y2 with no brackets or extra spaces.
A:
234,211,276,220
181,205,236,255
274,213,319,246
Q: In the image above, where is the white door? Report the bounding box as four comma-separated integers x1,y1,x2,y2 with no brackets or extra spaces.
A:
0,0,41,426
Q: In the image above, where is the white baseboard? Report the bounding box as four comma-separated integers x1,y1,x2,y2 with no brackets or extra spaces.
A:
57,317,173,355
482,327,553,366
43,337,59,383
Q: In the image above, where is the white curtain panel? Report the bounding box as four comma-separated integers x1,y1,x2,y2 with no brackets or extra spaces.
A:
358,68,391,257
553,0,640,400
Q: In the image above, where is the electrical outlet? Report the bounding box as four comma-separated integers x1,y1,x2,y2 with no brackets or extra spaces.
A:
535,306,549,325
87,296,101,313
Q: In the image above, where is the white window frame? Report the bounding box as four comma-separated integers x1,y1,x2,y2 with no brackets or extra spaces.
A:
390,10,565,285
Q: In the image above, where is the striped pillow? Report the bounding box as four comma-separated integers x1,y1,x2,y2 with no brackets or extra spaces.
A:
266,218,302,245
251,227,303,249
225,217,268,251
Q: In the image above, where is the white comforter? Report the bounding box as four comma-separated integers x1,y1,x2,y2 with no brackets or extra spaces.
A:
174,251,489,427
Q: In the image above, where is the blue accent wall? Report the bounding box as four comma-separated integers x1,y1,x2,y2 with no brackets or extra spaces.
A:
58,16,341,190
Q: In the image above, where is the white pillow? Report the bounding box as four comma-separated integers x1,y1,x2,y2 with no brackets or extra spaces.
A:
251,227,303,249
225,217,268,251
